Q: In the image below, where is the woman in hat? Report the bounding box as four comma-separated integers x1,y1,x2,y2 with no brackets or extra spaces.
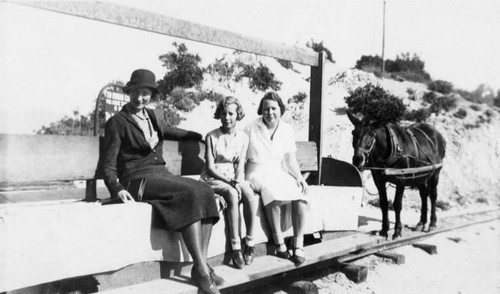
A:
101,69,222,294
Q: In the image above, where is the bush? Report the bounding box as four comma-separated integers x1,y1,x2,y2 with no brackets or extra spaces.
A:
344,83,406,123
306,39,335,63
470,104,481,111
277,59,294,70
167,87,200,112
428,80,454,94
158,42,204,94
423,91,438,104
429,95,457,114
248,64,282,92
288,92,307,104
453,108,467,119
403,108,431,122
354,53,431,83
196,89,225,103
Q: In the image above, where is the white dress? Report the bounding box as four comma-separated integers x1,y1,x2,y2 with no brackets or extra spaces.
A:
244,117,306,206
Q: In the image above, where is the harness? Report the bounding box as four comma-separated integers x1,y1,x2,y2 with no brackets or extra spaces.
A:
369,124,443,181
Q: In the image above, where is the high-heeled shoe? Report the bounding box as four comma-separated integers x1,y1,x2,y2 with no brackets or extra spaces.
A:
208,264,225,286
191,266,220,294
243,246,255,265
275,243,290,259
231,249,245,269
291,248,306,266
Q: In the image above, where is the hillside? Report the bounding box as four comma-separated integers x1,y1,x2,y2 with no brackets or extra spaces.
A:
178,53,500,212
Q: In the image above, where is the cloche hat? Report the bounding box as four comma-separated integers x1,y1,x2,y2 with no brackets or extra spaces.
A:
123,69,159,96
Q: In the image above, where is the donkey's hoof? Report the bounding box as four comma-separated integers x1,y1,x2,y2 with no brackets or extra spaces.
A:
379,230,389,239
428,225,437,232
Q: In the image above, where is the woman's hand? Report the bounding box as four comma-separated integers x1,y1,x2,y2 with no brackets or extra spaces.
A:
117,190,136,203
296,178,308,195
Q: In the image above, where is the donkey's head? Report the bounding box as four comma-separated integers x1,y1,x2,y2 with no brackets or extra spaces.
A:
346,110,378,170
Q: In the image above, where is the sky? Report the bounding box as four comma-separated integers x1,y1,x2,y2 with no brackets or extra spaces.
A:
1,0,499,134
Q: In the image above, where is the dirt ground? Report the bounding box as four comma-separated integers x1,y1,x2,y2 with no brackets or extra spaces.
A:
240,204,499,294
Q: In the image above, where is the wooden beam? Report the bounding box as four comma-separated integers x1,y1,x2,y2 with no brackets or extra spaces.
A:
309,51,326,184
17,1,318,66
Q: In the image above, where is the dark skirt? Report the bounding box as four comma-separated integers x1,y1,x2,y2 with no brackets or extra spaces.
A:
122,169,219,231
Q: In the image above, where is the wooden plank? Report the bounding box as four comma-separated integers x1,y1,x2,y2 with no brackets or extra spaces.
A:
17,1,318,66
384,163,443,175
0,134,99,183
296,141,318,172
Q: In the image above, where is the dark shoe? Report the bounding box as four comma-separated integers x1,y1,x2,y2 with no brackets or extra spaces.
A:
292,248,306,266
208,264,225,286
275,244,290,259
231,249,245,269
243,246,255,265
191,266,220,294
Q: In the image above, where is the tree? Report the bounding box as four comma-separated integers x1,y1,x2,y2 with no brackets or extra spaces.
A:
157,42,204,95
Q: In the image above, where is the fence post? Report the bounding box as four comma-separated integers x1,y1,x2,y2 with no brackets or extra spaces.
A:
309,51,326,184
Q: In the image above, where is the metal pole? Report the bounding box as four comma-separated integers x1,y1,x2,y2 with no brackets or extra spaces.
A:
381,0,386,77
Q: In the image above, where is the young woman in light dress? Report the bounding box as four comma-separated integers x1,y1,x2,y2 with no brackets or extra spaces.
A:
201,96,258,269
244,92,308,265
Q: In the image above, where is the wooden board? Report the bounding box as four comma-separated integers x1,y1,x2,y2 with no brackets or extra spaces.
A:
17,1,318,66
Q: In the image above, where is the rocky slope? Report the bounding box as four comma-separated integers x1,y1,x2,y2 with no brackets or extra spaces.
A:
179,53,500,212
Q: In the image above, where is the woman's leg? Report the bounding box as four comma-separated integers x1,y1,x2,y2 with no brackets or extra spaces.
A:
180,220,210,275
240,181,257,241
224,188,242,251
291,200,307,265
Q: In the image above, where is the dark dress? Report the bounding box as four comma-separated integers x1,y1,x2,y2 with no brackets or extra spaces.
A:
102,106,219,231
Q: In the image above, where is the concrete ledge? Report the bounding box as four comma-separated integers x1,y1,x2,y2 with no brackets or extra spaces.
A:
0,185,362,292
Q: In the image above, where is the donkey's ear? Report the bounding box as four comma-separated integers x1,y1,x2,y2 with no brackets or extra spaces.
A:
346,109,362,126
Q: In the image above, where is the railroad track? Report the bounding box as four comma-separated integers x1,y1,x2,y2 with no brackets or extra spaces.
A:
232,207,500,294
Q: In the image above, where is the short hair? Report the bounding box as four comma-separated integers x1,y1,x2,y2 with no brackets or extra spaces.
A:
257,92,286,115
213,96,245,121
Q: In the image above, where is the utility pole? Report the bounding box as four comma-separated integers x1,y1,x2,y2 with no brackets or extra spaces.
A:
381,0,386,77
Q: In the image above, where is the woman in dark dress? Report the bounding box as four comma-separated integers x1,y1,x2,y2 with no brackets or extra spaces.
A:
102,69,222,294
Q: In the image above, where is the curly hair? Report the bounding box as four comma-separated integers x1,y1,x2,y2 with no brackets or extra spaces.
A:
213,96,245,121
257,91,286,115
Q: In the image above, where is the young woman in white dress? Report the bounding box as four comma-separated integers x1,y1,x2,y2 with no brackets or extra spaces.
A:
244,92,308,265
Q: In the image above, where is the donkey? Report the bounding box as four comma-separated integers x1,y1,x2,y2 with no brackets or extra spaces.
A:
347,110,446,239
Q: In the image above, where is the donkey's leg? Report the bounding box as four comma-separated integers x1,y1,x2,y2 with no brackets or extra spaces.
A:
392,185,405,240
416,183,429,232
428,173,440,231
373,172,389,238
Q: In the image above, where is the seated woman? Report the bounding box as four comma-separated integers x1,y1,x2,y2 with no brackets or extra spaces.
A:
101,69,222,294
244,91,309,266
200,96,258,269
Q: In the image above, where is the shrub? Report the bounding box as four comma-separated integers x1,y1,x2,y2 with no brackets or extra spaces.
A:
403,108,431,122
423,91,438,104
288,92,307,104
470,104,481,111
277,59,294,70
248,64,282,92
344,83,406,123
428,80,454,94
196,89,225,103
453,108,467,119
205,58,235,84
429,95,457,114
167,87,200,112
306,39,335,63
158,42,204,94
354,53,431,83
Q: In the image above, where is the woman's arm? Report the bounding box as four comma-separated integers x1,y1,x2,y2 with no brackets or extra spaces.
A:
284,152,308,194
102,119,135,202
